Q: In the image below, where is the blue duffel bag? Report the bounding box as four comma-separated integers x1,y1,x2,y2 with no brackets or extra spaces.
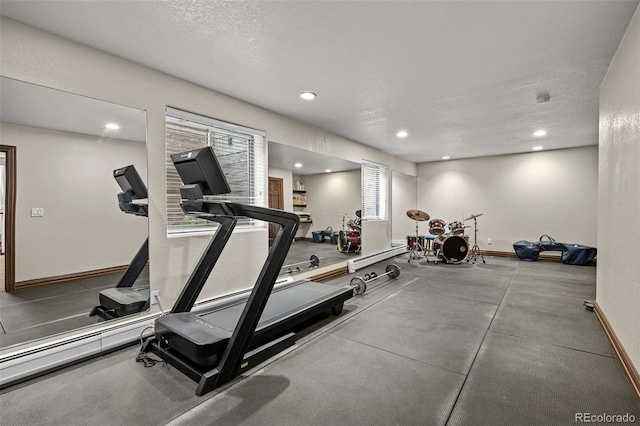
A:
561,244,597,265
513,240,541,261
538,235,564,252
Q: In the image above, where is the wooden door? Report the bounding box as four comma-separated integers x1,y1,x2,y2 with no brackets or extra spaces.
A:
268,177,284,246
1,145,16,292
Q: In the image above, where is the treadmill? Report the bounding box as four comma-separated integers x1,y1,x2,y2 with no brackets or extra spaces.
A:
141,146,353,396
90,165,150,320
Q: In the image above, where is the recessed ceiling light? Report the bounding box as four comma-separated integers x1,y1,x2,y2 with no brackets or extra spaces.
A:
442,156,450,160
396,131,408,138
300,92,316,100
294,162,302,168
105,123,120,130
533,130,547,137
532,146,543,151
325,169,332,173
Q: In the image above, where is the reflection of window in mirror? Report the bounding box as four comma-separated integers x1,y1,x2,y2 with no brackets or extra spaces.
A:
361,160,389,220
165,107,266,235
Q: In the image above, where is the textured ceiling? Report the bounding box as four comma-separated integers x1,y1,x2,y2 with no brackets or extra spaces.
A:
1,1,637,162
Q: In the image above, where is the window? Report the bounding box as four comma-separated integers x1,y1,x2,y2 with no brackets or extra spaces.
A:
361,160,388,221
165,107,266,235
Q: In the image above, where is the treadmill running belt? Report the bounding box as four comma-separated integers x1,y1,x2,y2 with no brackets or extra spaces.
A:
201,281,344,331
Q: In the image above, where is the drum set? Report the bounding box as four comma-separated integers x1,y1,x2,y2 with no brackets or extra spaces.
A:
406,210,486,264
338,210,361,254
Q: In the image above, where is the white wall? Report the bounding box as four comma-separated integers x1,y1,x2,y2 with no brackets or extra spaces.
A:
598,6,640,373
0,17,415,309
392,171,417,243
417,146,598,253
1,123,147,282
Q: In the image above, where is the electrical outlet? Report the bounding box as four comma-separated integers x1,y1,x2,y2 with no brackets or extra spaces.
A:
487,238,492,245
151,290,160,305
31,207,44,217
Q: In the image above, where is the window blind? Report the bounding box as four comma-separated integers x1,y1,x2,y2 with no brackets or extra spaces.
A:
165,107,266,235
361,160,389,221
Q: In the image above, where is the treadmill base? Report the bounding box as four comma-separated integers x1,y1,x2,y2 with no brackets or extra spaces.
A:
144,332,296,396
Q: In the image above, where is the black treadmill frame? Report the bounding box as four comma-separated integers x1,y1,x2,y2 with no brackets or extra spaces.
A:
90,165,149,320
145,200,301,394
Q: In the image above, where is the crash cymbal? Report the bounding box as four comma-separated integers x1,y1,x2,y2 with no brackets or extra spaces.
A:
464,213,484,221
355,209,362,218
406,209,430,221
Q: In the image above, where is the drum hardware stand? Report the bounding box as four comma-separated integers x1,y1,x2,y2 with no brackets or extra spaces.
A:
406,209,430,263
465,213,486,264
408,220,426,263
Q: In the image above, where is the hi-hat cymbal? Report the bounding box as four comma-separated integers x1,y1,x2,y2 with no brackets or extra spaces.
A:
355,209,362,218
406,209,430,221
464,213,484,221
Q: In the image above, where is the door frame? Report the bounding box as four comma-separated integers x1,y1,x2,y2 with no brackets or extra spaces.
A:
268,177,284,244
1,145,16,292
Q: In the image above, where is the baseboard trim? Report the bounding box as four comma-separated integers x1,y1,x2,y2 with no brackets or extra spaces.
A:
311,266,349,282
482,250,562,261
593,301,640,401
15,264,149,290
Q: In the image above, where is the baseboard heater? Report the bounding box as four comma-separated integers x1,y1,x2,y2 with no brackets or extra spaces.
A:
347,246,407,273
0,277,295,389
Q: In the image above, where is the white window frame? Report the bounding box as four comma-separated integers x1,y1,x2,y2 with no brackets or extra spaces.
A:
361,159,389,221
165,107,266,236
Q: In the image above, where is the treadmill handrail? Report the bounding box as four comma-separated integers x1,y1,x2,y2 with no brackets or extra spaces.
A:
171,213,238,313
168,195,299,393
211,202,298,389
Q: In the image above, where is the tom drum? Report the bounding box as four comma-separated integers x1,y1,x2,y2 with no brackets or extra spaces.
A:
406,235,426,249
428,218,447,235
338,230,361,253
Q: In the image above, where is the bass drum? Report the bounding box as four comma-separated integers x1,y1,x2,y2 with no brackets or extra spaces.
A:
338,230,361,253
433,235,469,264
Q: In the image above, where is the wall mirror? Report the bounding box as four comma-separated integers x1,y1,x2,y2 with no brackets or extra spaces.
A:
391,170,419,247
268,141,362,276
0,77,148,349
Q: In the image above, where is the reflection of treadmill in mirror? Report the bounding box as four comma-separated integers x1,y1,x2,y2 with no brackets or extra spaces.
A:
141,146,353,396
90,165,149,320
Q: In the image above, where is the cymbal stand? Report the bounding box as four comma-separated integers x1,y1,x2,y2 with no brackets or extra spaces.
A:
468,216,485,264
408,220,427,263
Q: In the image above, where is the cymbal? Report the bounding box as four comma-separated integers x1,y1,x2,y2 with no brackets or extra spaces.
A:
355,209,362,218
406,209,430,221
464,213,483,221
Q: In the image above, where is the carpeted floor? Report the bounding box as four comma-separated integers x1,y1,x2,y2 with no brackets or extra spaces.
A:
1,255,638,425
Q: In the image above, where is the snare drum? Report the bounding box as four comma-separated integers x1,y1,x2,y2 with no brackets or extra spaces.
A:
433,235,469,264
338,230,361,253
428,218,446,235
406,235,426,249
448,221,465,236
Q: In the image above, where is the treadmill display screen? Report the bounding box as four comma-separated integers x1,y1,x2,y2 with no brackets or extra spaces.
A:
171,147,231,196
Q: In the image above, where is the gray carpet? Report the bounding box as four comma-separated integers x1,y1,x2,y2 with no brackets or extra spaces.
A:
0,270,148,348
1,256,638,425
448,331,640,425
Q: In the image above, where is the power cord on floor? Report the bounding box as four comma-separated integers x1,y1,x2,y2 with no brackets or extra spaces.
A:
135,325,165,367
